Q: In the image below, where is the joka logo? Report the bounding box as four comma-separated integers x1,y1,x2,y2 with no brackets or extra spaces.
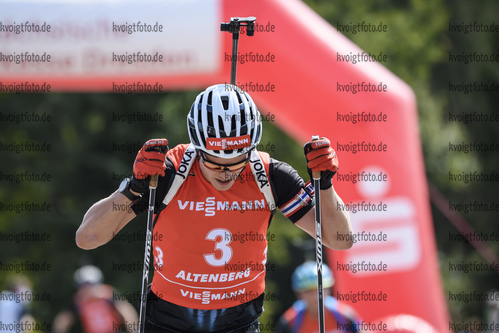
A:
251,159,269,189
177,148,195,179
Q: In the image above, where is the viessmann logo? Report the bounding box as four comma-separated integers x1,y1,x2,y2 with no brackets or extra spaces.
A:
206,135,251,150
177,197,268,216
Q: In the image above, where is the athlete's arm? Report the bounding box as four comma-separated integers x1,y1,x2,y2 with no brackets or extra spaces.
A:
297,137,353,250
295,186,352,250
76,190,138,250
76,139,170,250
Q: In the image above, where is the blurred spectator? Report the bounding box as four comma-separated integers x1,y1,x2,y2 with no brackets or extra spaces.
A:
0,274,36,332
275,261,362,333
52,265,138,333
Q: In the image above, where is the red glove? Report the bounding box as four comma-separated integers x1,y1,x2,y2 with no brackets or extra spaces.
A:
303,137,338,190
130,139,169,193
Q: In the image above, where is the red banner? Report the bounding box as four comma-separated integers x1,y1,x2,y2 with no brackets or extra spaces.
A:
221,0,449,329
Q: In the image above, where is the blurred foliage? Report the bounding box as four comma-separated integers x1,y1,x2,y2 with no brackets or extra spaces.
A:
1,0,498,330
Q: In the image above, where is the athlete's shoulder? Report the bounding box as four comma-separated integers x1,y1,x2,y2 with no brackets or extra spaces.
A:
255,150,270,160
267,155,299,174
167,143,191,168
283,300,306,320
168,143,190,157
266,155,305,192
252,150,271,171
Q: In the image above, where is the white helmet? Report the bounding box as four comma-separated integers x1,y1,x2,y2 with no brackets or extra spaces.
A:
73,265,103,285
187,84,262,158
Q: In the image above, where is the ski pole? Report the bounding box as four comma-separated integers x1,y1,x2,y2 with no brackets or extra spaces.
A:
311,135,325,333
139,174,158,333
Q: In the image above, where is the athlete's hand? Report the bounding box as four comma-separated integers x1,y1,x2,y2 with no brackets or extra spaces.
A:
130,139,169,193
303,137,338,190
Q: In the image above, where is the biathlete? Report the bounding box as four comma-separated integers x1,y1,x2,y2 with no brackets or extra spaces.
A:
76,84,353,332
52,265,138,333
275,261,363,333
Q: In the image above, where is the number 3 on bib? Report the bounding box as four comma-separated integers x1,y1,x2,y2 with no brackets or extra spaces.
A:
155,246,164,268
203,229,268,268
204,228,233,267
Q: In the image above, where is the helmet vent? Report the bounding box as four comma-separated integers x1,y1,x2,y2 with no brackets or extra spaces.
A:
218,116,227,137
221,96,229,110
235,90,243,104
240,108,247,130
230,115,237,135
240,124,248,136
207,109,214,128
248,105,254,121
207,91,213,105
254,124,260,142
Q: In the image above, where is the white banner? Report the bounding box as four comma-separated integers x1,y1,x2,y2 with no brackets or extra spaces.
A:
0,0,220,77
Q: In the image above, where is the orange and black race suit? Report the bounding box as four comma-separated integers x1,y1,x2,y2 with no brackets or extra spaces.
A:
132,144,314,332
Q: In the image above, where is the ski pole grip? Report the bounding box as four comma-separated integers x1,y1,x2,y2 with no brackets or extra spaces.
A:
311,135,321,180
149,175,158,188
